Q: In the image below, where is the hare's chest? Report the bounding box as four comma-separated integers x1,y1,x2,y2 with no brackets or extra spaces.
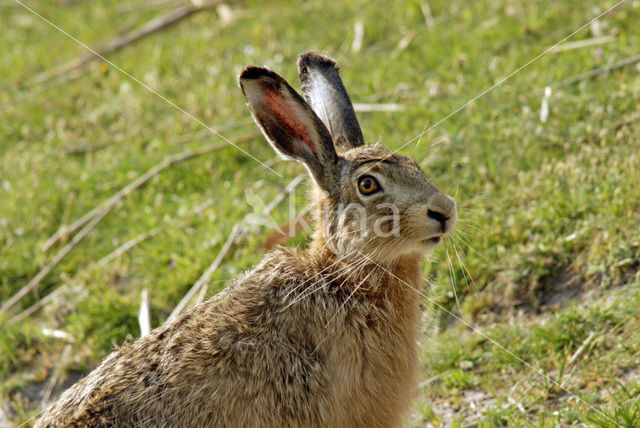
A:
325,305,420,427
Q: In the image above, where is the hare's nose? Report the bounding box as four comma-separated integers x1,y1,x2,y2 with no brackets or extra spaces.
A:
426,193,457,233
427,209,449,233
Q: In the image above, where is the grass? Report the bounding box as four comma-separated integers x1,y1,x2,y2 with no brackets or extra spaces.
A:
1,0,639,426
416,277,640,426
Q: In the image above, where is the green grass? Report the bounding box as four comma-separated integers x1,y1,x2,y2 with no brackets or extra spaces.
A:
416,277,640,426
1,0,640,426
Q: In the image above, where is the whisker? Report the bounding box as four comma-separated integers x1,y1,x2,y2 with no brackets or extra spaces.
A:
451,232,492,265
324,264,375,328
284,234,378,308
281,232,362,302
445,248,462,313
451,239,479,294
456,222,484,236
454,226,476,241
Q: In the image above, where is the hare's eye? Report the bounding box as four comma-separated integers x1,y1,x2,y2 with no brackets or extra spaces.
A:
358,176,381,195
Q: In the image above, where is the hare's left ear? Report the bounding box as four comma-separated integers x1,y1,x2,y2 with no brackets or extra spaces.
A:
239,66,339,189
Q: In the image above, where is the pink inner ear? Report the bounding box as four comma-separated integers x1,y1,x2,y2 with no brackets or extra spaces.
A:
261,84,317,155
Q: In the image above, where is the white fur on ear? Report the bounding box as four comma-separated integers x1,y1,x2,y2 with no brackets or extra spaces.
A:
298,52,364,149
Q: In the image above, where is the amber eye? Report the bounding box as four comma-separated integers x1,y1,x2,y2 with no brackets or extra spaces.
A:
358,175,381,195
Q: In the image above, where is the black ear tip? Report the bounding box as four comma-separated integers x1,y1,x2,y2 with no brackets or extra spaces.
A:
239,66,289,93
298,52,339,77
239,66,273,81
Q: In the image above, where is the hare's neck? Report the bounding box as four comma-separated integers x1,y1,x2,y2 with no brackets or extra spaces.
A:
310,241,424,302
379,254,424,308
386,253,424,293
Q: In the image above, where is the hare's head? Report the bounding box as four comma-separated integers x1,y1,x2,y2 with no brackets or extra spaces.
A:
240,53,456,265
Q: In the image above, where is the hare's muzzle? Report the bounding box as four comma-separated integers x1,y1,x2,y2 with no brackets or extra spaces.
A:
426,193,457,236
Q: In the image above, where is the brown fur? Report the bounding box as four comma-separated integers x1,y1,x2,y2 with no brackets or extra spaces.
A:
37,248,422,427
36,52,456,428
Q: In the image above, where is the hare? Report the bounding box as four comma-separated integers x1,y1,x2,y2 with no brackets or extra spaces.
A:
35,52,456,428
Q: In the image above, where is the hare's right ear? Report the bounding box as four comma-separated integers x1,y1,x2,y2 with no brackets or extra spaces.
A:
239,67,339,189
298,52,364,150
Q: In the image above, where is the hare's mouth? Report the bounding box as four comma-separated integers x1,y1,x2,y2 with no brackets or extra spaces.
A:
422,236,441,245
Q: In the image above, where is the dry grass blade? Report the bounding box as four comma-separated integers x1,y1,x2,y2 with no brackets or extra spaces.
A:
41,344,73,405
27,0,226,87
138,289,151,337
554,53,640,88
550,35,615,53
262,209,312,250
353,103,405,112
97,229,160,266
165,174,305,323
0,206,109,316
352,19,364,53
1,139,258,316
9,286,68,325
195,277,210,306
116,0,184,14
43,134,257,251
567,330,597,367
165,223,241,324
263,175,305,213
420,2,435,28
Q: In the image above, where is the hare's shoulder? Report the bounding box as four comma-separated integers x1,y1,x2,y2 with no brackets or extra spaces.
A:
157,246,324,341
240,245,320,288
232,246,344,307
